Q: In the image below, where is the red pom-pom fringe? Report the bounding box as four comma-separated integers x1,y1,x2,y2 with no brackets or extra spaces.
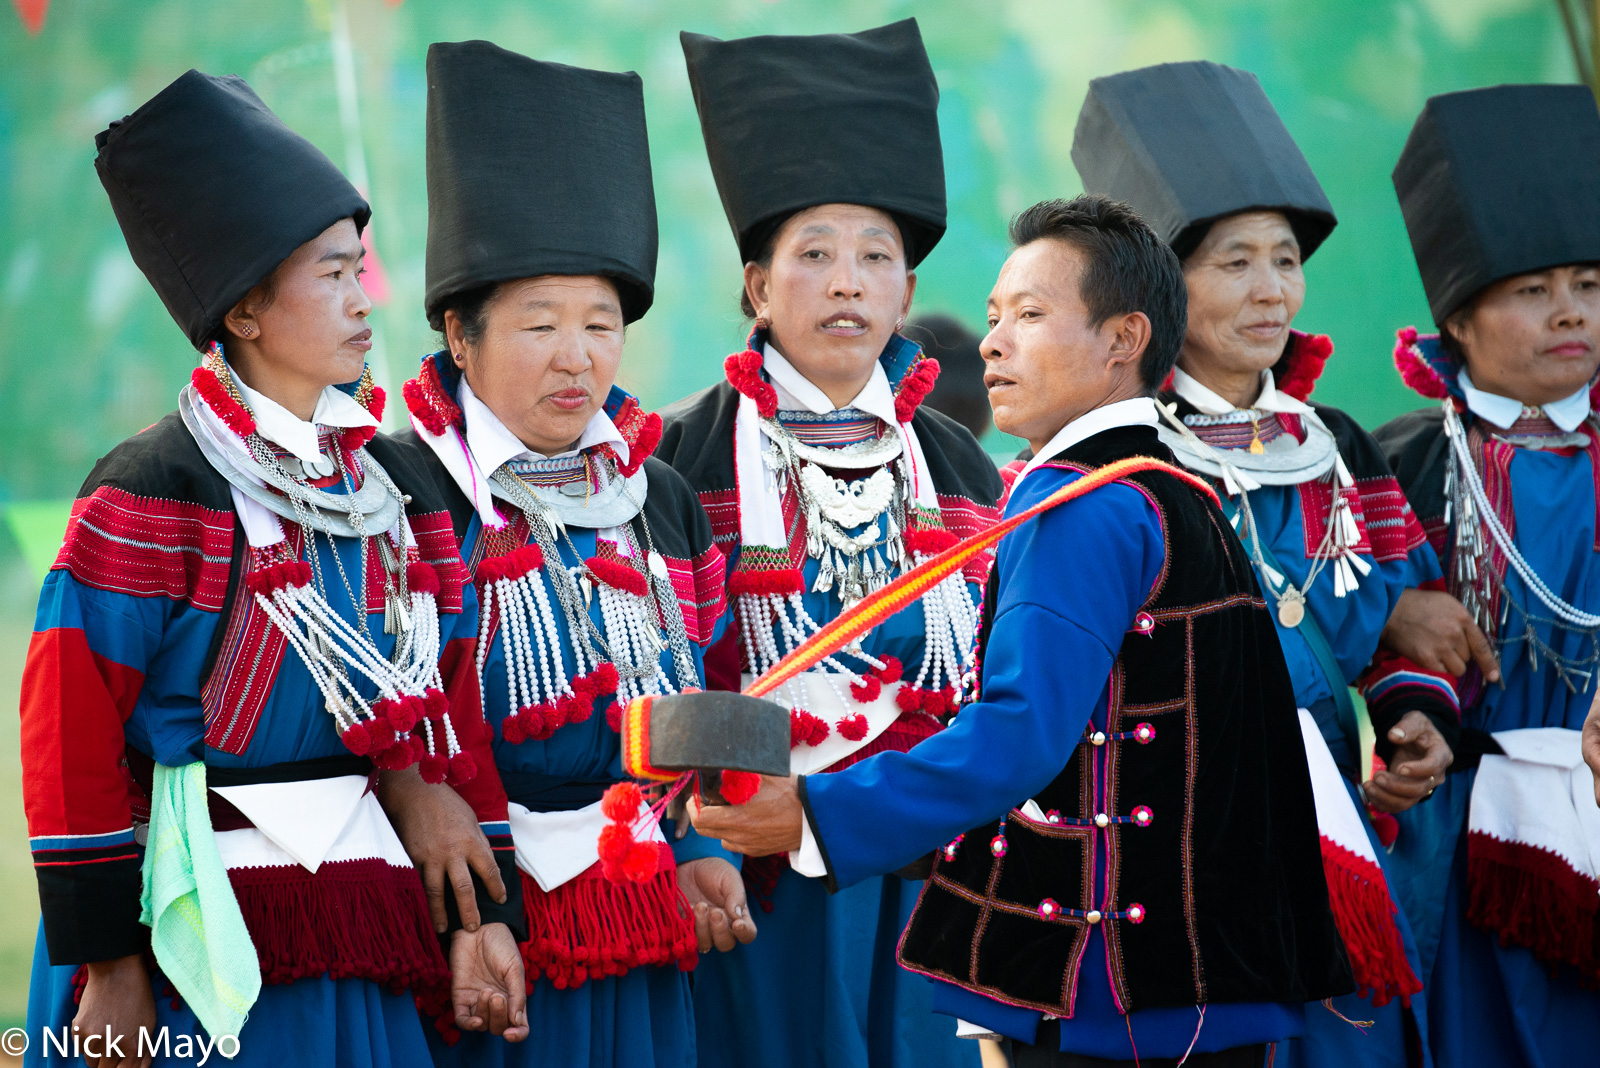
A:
585,556,649,597
724,351,779,418
1275,332,1333,402
728,568,806,597
401,358,463,435
340,425,378,452
837,713,870,741
719,770,762,806
192,366,257,439
366,384,387,423
1393,326,1449,400
246,560,313,596
616,412,662,478
904,527,958,556
872,656,904,684
893,357,940,423
477,544,544,585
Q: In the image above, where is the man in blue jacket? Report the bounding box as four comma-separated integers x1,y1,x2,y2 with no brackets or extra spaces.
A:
691,194,1353,1067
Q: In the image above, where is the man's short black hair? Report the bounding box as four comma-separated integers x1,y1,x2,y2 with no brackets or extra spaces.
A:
1008,194,1187,389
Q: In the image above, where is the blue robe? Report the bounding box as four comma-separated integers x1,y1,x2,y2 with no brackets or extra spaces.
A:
1386,441,1600,1068
421,515,716,1068
691,504,983,1068
24,430,474,1068
804,460,1304,1059
1203,463,1440,1068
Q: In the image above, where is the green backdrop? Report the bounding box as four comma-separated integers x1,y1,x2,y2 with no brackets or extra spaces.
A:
0,0,1576,1012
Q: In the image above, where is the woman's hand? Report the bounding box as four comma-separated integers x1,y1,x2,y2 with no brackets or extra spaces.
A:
375,766,506,932
1381,588,1501,682
449,923,529,1042
74,953,156,1068
1361,711,1454,813
677,857,758,952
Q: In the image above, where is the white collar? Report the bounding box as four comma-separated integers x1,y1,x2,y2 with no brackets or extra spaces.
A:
459,376,629,475
762,342,901,427
232,375,377,466
1170,366,1313,417
1017,396,1159,485
1458,368,1592,433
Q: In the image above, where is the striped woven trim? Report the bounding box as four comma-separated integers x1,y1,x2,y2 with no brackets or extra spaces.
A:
776,408,885,448
621,695,674,781
1185,412,1291,451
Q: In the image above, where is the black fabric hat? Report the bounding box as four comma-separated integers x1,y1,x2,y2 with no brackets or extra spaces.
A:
681,19,946,268
95,70,369,350
425,41,657,324
1394,83,1600,325
1073,61,1336,262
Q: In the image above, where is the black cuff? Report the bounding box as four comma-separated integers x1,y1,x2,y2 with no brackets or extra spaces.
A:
442,847,528,943
796,776,839,894
38,855,146,966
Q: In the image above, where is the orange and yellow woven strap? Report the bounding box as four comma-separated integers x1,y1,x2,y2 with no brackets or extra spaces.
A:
621,695,676,781
745,456,1217,700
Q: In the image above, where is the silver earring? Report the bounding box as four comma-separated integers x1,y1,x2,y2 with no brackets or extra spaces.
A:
895,315,906,331
755,315,769,330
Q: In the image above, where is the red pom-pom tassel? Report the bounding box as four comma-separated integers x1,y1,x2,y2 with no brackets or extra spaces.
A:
719,770,762,806
405,561,440,596
418,754,448,784
837,713,869,741
423,688,448,722
192,365,257,439
601,782,645,823
872,656,904,684
477,544,544,585
584,556,650,597
446,751,477,786
501,715,527,744
341,721,373,756
591,662,620,696
850,676,882,703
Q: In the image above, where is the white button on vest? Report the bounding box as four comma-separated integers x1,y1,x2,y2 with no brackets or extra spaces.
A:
1095,813,1110,828
1086,910,1102,924
1090,731,1107,746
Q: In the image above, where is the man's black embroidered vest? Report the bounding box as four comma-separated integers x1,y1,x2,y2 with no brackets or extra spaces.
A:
897,425,1353,1014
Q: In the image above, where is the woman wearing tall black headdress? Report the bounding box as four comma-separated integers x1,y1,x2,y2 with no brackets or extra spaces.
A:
1378,84,1600,1068
656,19,1001,1068
398,41,741,1068
1074,61,1460,1067
21,71,519,1065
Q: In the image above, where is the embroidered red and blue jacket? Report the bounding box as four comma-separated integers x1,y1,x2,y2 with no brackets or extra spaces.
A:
21,412,510,967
